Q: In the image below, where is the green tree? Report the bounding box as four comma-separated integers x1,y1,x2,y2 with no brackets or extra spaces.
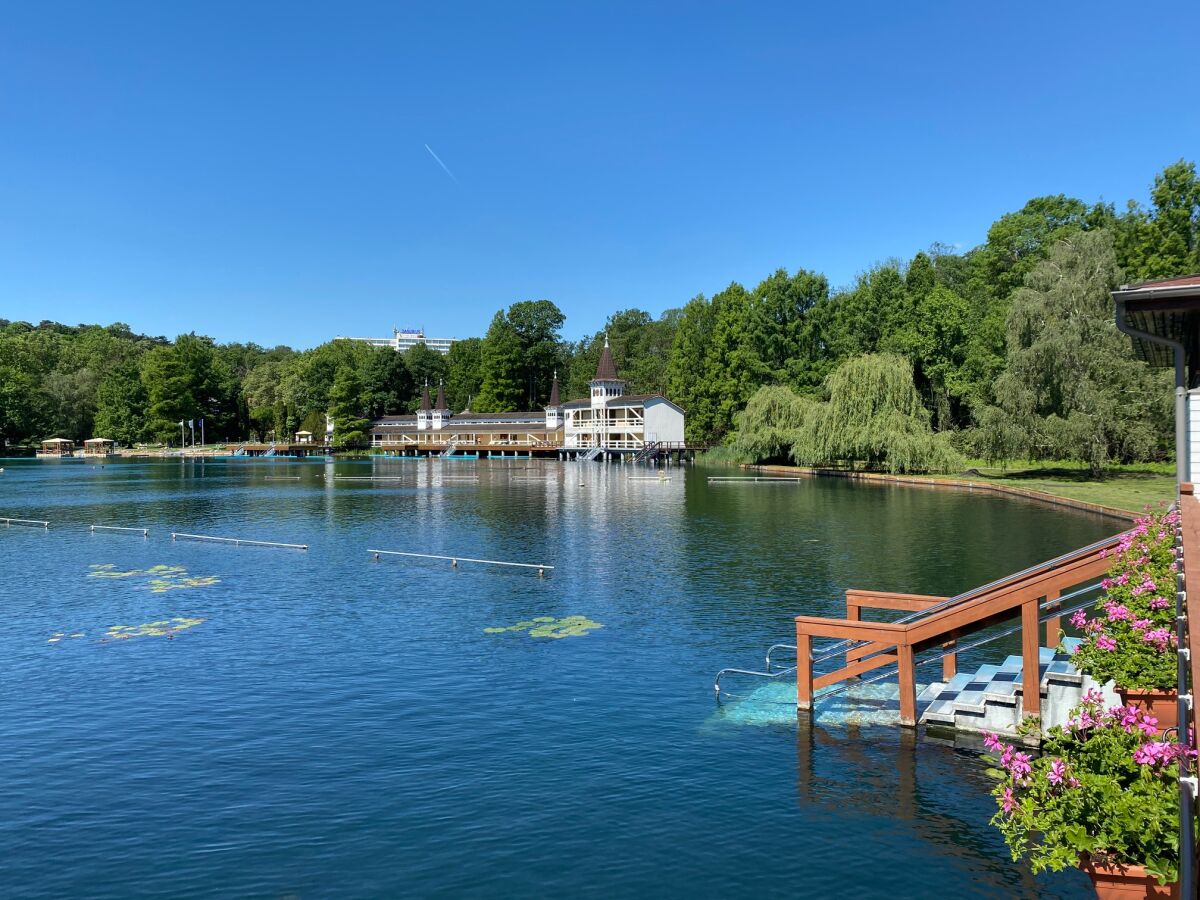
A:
329,366,369,449
93,363,148,445
361,347,414,418
402,343,448,404
747,268,829,388
910,285,972,429
475,311,526,412
798,353,963,474
569,308,679,399
140,344,195,443
507,299,566,406
1115,160,1200,281
666,295,718,441
975,231,1171,474
731,384,822,462
445,337,483,411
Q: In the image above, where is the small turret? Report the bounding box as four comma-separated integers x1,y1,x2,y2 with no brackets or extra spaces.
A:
590,335,625,412
546,371,562,429
417,382,432,431
432,380,450,429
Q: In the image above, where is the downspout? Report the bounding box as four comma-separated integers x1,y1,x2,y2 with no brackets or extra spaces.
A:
1115,296,1188,483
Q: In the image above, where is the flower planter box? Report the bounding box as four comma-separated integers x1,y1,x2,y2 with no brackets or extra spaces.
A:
1080,855,1178,898
1117,689,1179,735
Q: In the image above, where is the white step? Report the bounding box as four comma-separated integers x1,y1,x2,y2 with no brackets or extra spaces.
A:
917,639,1119,738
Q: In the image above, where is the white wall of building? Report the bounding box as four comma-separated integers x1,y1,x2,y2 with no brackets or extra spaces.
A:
643,399,684,445
1187,389,1200,483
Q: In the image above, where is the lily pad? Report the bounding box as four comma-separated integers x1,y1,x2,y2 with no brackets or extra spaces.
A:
100,617,206,642
87,564,220,593
484,615,604,639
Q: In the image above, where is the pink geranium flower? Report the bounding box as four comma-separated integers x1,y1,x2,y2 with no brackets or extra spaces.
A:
1001,786,1017,813
1047,758,1067,785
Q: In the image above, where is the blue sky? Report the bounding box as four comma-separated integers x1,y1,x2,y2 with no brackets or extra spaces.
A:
1,1,1197,348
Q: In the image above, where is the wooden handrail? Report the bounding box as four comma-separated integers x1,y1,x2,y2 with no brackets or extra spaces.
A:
796,532,1123,726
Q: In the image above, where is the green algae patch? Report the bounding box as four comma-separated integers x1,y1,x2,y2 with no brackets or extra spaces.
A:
485,615,603,639
101,617,206,642
48,617,206,644
88,564,219,593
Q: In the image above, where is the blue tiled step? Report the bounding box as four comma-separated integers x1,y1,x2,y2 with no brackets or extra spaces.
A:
917,640,1106,736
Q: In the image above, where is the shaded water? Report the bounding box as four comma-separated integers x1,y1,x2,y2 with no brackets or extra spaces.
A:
0,458,1117,898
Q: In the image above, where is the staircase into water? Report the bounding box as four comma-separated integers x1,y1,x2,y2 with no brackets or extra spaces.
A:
718,639,1118,735
715,531,1128,738
632,441,660,464
916,638,1118,734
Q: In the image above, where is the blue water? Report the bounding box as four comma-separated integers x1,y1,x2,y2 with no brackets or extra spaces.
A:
0,458,1115,898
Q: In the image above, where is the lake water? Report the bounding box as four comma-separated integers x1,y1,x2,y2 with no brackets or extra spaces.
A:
0,458,1117,898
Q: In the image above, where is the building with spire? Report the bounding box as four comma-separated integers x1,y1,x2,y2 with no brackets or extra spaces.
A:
366,340,685,457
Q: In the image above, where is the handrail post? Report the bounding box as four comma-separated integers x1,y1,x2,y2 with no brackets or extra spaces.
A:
1021,596,1042,721
942,632,957,681
796,629,813,711
845,592,861,668
1043,589,1062,649
898,641,916,726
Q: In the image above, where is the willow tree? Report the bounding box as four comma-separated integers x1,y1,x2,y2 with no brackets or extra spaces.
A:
732,384,821,462
798,353,963,474
975,231,1171,474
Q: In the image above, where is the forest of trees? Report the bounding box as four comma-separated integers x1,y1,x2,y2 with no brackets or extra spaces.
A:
2,160,1198,468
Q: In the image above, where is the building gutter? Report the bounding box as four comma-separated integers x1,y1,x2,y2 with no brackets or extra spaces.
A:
1114,295,1187,483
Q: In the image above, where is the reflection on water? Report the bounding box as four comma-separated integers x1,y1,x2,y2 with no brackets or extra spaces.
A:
0,458,1108,897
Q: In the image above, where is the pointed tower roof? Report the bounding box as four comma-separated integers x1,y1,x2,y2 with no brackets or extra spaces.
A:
434,380,448,410
593,335,622,382
419,383,432,412
547,371,560,407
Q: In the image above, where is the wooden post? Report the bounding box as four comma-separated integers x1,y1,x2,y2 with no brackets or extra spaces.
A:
796,630,813,711
941,633,957,682
1021,597,1041,720
1043,590,1061,648
845,594,861,668
898,642,917,726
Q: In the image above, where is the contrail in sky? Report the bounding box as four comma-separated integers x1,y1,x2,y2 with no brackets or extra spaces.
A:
424,144,458,183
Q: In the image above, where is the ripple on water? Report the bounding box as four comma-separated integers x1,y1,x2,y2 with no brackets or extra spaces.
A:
0,459,1107,898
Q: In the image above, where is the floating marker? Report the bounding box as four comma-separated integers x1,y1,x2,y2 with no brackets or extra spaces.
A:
368,549,551,576
707,476,804,483
171,532,307,551
90,525,149,537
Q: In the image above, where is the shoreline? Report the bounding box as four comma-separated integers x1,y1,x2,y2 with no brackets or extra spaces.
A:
741,463,1139,522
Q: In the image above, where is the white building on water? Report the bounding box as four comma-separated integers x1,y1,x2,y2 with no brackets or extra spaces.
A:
337,328,456,355
367,338,686,458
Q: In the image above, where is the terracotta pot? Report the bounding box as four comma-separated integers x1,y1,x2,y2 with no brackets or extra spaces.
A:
1117,688,1179,734
1079,855,1179,898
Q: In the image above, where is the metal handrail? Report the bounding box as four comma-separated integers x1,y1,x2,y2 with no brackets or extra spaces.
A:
761,579,1102,674
765,643,796,669
812,589,1106,704
803,533,1120,668
713,665,796,694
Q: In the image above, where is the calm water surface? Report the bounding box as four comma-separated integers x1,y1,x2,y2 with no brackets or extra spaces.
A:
0,458,1118,898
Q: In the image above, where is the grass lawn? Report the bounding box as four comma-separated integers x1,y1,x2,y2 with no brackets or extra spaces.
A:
957,460,1175,514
